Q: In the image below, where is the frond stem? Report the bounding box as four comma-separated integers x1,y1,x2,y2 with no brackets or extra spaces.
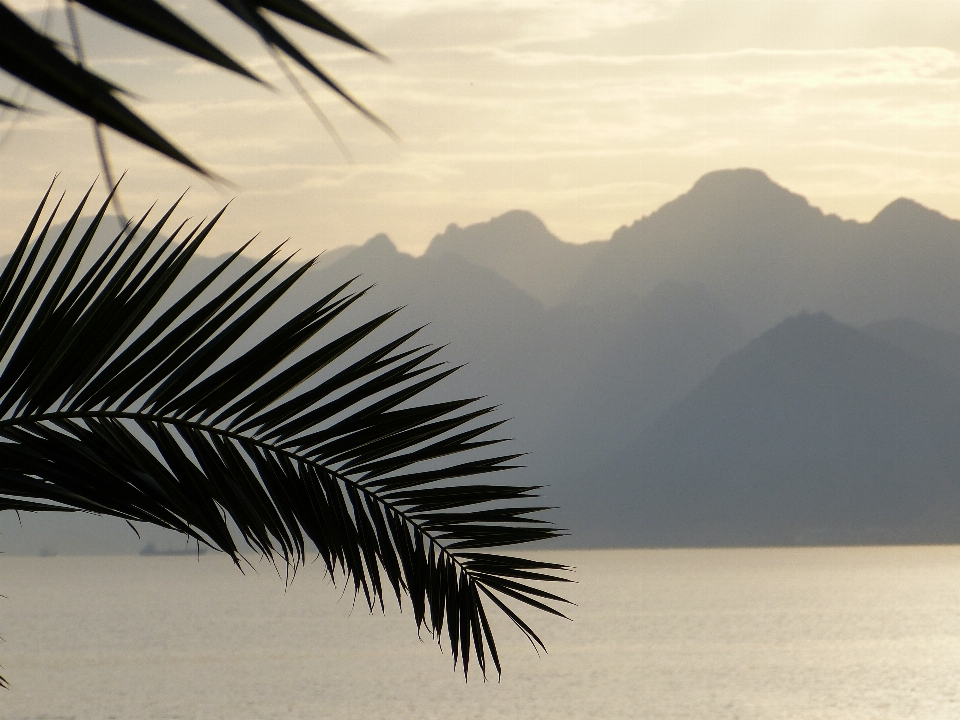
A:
0,409,503,591
65,0,128,230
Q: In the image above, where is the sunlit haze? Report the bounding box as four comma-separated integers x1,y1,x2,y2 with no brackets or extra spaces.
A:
3,0,960,255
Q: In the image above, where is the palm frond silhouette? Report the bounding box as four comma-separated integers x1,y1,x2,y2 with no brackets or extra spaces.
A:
0,181,570,687
0,0,389,174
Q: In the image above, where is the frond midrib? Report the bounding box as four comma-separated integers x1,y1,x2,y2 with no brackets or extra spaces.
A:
0,407,514,597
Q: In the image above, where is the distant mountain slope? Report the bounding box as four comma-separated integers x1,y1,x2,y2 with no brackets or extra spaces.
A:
310,238,744,467
424,210,601,306
545,282,746,466
308,233,544,382
269,237,749,543
568,168,960,336
584,313,960,547
14,170,960,553
568,169,847,322
862,318,960,378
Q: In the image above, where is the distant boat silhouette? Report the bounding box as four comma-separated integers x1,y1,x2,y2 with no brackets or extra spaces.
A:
139,542,207,557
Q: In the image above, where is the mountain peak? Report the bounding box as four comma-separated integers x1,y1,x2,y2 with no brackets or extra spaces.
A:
870,197,949,228
425,210,556,257
721,311,861,375
596,310,960,546
360,233,398,254
481,208,551,233
575,169,830,326
683,168,814,210
608,169,821,245
423,210,600,307
690,167,777,192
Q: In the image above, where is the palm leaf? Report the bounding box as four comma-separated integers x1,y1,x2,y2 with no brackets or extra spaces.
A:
76,0,260,82
0,182,571,687
0,3,208,173
0,0,385,173
0,94,32,111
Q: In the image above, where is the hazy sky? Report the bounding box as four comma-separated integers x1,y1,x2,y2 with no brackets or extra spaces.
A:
3,1,960,256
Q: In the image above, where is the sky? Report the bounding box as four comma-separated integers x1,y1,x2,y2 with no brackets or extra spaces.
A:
3,0,960,256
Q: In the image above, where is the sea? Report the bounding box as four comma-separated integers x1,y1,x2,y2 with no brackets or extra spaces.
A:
2,546,960,719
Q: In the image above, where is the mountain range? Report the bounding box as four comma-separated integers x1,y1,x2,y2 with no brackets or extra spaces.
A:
6,168,960,551
588,312,960,546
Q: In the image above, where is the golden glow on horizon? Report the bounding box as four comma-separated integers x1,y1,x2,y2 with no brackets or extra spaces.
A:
2,1,960,255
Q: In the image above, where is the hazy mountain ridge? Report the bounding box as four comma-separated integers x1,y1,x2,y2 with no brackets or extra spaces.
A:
585,313,960,547
568,169,960,336
862,318,960,378
423,210,602,307
8,169,960,551
422,167,960,338
251,174,960,547
305,234,745,519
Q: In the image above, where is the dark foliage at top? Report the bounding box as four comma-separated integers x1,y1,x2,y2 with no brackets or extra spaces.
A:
0,0,388,174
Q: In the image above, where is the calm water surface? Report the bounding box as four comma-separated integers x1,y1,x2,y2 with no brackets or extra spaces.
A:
2,547,960,719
